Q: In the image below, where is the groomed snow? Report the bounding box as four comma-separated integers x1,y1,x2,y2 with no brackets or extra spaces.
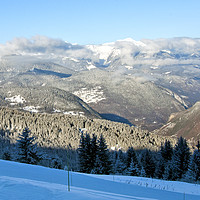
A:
0,160,200,200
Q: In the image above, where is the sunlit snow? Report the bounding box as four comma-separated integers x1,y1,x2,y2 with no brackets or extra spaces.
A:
73,86,106,104
23,106,40,113
86,61,97,70
5,95,26,104
63,111,84,117
125,65,133,70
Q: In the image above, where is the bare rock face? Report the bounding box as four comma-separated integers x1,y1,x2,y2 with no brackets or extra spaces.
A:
0,107,175,152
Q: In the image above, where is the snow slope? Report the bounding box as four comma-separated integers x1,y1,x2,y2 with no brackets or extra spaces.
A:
0,160,200,200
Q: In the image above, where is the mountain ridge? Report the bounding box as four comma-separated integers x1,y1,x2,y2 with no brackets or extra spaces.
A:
155,101,200,145
0,36,200,132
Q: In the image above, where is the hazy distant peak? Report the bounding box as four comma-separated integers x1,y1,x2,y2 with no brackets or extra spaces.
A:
116,38,146,47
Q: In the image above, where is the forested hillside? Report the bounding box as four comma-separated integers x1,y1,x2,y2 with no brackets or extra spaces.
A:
0,107,174,153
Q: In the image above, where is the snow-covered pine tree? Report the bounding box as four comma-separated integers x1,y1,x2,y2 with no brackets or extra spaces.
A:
140,149,155,178
171,137,190,180
185,149,200,182
140,166,146,177
113,153,127,174
126,147,138,168
91,155,103,174
127,158,140,176
17,127,40,164
155,157,165,179
163,160,173,180
155,140,173,179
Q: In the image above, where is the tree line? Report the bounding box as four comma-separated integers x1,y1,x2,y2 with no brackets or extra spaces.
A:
78,133,200,183
1,127,200,183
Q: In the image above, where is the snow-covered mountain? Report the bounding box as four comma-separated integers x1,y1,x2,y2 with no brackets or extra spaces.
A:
0,36,200,131
0,159,200,200
1,36,200,71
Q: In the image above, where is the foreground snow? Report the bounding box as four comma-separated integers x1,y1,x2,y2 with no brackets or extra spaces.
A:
0,160,199,200
86,174,200,196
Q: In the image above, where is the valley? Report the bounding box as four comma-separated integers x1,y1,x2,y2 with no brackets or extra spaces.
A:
0,36,200,144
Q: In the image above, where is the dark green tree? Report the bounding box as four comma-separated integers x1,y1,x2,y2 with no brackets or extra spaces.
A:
78,133,92,173
155,140,173,179
161,140,173,162
17,127,40,164
186,149,200,182
140,149,156,178
163,160,173,180
171,137,190,180
94,134,111,174
113,153,126,174
127,158,140,176
90,134,98,170
126,147,138,168
155,157,166,179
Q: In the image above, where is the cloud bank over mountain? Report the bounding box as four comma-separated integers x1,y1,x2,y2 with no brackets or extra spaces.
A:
1,36,200,60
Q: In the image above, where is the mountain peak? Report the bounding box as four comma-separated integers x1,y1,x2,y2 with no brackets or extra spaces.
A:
116,38,146,47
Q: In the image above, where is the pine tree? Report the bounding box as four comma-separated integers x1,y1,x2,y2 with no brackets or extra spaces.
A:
90,134,98,170
3,152,11,160
186,150,200,182
163,161,173,180
95,134,111,174
161,140,173,162
140,166,146,177
127,158,140,176
78,133,92,173
78,133,86,172
126,147,138,168
78,133,111,174
17,127,40,164
84,133,92,173
155,157,165,179
140,149,155,178
155,140,173,179
171,137,190,180
113,153,126,174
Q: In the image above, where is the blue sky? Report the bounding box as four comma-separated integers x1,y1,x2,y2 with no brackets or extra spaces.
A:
0,0,200,44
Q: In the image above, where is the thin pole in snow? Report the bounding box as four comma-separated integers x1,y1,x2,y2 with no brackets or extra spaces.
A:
67,148,70,192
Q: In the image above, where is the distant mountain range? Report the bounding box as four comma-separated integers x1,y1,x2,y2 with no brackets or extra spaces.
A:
0,36,200,133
